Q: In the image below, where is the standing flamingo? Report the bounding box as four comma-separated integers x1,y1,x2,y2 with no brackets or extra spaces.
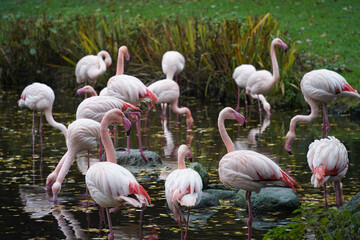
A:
147,79,193,129
75,50,112,87
75,93,141,159
246,38,287,120
307,136,348,210
162,51,185,82
165,144,202,240
18,82,67,156
233,64,256,112
217,107,300,240
46,118,102,202
285,69,360,153
86,109,151,240
106,46,157,161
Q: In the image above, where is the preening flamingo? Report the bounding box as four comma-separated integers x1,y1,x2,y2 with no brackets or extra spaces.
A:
246,38,287,119
76,85,98,97
147,79,193,129
75,50,112,86
165,144,203,240
307,136,348,210
285,69,360,154
85,109,151,240
106,46,157,161
46,118,102,202
217,107,300,240
18,82,67,156
162,51,185,82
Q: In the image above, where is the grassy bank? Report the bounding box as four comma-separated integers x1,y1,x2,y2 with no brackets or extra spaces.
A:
0,0,359,106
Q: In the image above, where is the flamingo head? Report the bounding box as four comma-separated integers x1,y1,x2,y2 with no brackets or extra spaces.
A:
285,131,295,155
122,116,132,135
76,85,95,96
273,38,288,51
119,46,130,61
233,110,246,128
186,116,194,130
52,182,61,202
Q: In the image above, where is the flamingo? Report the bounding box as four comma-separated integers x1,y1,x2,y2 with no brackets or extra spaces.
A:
76,85,98,97
75,50,112,87
146,79,193,129
246,38,287,120
85,109,151,240
307,136,349,210
233,64,256,112
106,46,157,161
18,82,67,156
217,107,300,240
285,69,360,154
165,144,202,240
46,118,103,202
75,92,142,159
162,51,185,82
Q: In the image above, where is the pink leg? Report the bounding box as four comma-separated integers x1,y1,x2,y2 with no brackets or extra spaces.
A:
105,207,114,240
184,207,191,240
246,191,252,240
125,112,148,162
333,181,344,208
244,91,248,118
322,102,330,138
258,99,262,125
32,111,35,156
236,86,240,112
177,216,184,240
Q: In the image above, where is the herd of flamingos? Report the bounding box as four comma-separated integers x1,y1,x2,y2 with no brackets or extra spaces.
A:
17,38,359,239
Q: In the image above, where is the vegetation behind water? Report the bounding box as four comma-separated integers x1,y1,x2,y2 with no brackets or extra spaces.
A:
0,0,359,108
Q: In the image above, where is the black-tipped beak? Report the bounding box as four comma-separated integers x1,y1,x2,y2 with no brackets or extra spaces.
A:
189,157,193,162
126,129,131,136
287,151,293,155
284,48,288,53
243,121,247,128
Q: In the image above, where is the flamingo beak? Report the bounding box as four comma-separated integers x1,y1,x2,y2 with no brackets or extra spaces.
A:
122,116,132,136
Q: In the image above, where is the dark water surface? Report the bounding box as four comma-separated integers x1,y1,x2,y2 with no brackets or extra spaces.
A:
1,89,359,239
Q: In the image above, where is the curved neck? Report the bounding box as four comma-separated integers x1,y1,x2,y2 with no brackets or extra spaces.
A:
100,117,116,163
218,114,235,153
289,98,319,134
116,47,128,75
98,51,112,68
270,42,280,86
44,109,67,139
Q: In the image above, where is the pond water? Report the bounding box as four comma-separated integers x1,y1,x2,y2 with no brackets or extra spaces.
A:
1,88,360,239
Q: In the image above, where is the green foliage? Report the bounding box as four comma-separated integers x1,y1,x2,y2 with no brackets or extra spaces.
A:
263,203,360,240
0,13,297,104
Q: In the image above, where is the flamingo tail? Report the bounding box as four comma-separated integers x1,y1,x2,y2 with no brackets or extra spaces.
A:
280,170,301,191
129,182,151,204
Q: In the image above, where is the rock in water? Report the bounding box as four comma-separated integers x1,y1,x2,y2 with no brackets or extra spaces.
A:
188,162,210,188
235,188,300,211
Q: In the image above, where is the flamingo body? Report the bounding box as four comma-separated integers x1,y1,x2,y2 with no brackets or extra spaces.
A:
307,136,348,208
165,145,202,239
85,109,150,239
18,82,67,141
47,118,101,201
147,79,193,129
285,69,359,153
162,51,185,80
75,50,112,85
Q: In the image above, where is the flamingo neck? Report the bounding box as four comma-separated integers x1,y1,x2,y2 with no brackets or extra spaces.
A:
289,98,319,135
44,109,67,139
100,117,117,163
116,50,125,75
178,153,186,170
218,114,235,153
270,42,280,87
98,51,112,68
170,100,193,128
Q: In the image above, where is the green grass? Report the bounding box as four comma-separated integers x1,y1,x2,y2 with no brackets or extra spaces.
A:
1,0,359,89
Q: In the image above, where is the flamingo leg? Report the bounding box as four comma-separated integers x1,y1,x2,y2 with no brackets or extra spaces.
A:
322,102,330,138
257,98,262,124
323,183,328,211
32,110,35,157
39,112,43,160
333,181,344,208
246,191,253,240
236,86,241,112
244,91,248,118
105,207,114,240
184,207,191,240
126,112,148,162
